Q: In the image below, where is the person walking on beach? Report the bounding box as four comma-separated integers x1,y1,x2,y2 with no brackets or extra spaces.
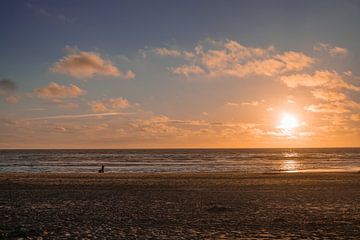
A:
98,165,105,173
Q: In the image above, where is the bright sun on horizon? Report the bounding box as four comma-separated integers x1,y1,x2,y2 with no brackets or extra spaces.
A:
278,113,299,132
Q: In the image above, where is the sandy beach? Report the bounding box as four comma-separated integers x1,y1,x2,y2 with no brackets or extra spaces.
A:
0,172,359,239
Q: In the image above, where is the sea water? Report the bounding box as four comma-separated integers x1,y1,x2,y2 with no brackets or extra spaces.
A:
0,148,359,173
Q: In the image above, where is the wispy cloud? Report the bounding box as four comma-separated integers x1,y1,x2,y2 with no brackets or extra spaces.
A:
226,100,264,107
311,89,347,101
226,102,239,107
280,70,359,91
153,48,194,59
304,100,360,113
26,108,47,111
314,42,348,56
28,112,130,120
170,65,205,77
27,3,75,24
241,100,264,106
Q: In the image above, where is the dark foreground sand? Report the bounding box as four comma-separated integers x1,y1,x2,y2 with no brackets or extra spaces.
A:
0,172,359,239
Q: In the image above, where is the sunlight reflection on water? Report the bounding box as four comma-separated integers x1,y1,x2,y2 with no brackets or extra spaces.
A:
283,152,299,158
281,160,300,172
281,152,300,172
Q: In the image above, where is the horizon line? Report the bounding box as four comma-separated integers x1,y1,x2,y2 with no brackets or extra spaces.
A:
1,146,360,150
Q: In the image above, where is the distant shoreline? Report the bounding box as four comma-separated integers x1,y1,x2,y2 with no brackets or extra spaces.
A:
1,171,359,184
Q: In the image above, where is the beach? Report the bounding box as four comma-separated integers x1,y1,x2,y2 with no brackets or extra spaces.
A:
1,172,359,239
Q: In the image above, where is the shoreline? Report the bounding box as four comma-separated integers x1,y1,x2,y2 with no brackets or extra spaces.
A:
0,166,359,175
1,171,359,180
1,170,359,177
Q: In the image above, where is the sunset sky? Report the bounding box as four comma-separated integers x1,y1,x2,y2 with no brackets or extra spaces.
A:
1,0,360,148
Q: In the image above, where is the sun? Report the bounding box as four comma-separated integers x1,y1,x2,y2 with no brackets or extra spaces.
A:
278,112,299,131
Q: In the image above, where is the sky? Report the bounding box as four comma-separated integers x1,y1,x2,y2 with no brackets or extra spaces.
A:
1,0,360,148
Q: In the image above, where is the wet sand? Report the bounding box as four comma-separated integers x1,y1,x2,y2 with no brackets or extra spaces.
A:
0,172,359,239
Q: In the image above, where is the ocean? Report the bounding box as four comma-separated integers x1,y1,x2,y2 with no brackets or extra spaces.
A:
0,148,359,173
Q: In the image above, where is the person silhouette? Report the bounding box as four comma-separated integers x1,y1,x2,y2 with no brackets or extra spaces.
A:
98,165,104,173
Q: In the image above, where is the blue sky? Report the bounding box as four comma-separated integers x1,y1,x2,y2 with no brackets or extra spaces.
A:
1,0,360,148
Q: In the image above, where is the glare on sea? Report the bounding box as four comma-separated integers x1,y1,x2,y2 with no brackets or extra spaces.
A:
281,152,300,172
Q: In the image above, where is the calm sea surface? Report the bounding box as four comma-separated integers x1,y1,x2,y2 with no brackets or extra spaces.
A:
0,148,359,173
